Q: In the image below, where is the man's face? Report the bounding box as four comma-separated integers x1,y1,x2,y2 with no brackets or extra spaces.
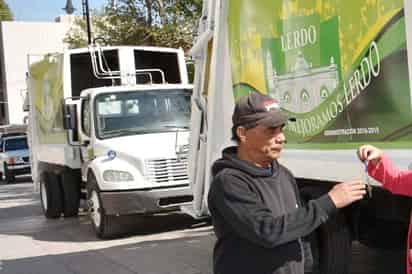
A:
240,124,286,161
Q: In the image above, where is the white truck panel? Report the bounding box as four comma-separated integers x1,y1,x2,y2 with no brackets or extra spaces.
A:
36,144,81,169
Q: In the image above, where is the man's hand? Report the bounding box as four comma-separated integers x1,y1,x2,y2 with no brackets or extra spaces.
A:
357,144,383,166
328,180,366,208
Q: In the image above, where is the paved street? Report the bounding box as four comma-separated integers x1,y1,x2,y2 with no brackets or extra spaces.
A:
0,179,214,274
0,179,406,274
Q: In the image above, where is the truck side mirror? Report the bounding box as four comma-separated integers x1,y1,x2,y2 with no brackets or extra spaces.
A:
22,92,30,112
63,104,78,130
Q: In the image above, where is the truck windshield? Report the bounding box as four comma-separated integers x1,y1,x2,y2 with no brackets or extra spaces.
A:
4,137,28,151
94,89,191,139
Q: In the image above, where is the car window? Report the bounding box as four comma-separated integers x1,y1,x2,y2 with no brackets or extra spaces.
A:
4,138,28,151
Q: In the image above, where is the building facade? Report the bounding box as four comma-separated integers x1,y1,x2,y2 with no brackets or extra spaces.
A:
0,15,74,125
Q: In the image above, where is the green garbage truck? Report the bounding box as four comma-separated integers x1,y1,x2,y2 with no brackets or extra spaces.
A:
27,46,193,238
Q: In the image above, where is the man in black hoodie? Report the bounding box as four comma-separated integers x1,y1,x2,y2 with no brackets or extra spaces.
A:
207,92,366,274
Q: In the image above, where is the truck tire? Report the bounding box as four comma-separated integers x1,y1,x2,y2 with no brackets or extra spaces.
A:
309,212,352,274
87,174,119,239
40,172,63,218
61,170,80,217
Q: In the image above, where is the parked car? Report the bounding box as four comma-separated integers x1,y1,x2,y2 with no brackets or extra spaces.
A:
0,134,31,183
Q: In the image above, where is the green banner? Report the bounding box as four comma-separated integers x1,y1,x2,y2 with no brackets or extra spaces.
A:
228,0,411,148
30,54,65,144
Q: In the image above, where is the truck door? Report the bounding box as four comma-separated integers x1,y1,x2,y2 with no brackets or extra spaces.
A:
78,97,93,174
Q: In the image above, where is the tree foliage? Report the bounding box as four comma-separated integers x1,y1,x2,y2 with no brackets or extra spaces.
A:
0,0,13,21
64,0,202,51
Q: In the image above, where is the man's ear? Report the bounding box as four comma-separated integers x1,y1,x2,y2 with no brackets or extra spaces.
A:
236,126,247,143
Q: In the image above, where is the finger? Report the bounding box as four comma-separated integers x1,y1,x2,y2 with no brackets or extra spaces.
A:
344,181,365,187
359,148,367,160
358,146,367,159
352,195,364,201
357,148,364,160
342,187,365,194
351,193,366,199
348,186,367,193
353,189,367,195
346,192,366,200
349,182,366,188
367,150,380,161
351,190,367,196
363,147,372,160
349,186,367,192
365,148,374,159
357,148,363,160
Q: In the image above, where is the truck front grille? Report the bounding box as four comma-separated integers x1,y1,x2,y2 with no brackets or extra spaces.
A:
144,156,188,184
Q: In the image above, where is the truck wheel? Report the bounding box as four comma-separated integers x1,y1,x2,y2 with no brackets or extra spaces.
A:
87,175,118,239
40,172,63,218
309,212,352,274
61,170,80,217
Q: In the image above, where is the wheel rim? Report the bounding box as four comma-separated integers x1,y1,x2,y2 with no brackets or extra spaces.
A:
89,190,101,228
40,181,48,210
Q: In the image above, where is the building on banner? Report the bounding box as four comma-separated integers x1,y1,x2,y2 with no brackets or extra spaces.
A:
265,50,339,113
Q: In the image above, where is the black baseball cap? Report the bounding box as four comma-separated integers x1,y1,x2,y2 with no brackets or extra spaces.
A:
232,92,295,129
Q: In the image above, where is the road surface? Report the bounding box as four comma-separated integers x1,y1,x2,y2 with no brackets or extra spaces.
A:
0,179,405,274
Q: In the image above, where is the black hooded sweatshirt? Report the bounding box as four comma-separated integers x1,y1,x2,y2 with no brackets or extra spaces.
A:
208,147,337,274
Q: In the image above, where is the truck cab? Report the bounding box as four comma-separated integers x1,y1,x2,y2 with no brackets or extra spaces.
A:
28,45,193,238
76,84,192,237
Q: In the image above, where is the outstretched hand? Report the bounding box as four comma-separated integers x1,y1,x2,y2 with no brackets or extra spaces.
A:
357,144,383,166
328,180,366,208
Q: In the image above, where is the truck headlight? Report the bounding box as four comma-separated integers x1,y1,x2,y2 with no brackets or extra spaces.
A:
103,170,134,182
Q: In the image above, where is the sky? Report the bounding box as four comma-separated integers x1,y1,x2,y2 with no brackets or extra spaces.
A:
7,0,107,22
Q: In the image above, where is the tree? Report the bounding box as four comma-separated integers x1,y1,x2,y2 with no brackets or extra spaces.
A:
64,0,202,52
0,0,13,21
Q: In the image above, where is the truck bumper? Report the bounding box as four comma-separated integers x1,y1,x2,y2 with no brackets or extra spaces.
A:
100,185,193,215
6,163,31,175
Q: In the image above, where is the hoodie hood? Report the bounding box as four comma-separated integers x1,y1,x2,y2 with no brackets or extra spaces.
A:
212,146,280,178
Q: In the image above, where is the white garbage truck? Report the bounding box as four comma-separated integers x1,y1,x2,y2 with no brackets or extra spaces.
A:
186,0,412,273
27,45,193,238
